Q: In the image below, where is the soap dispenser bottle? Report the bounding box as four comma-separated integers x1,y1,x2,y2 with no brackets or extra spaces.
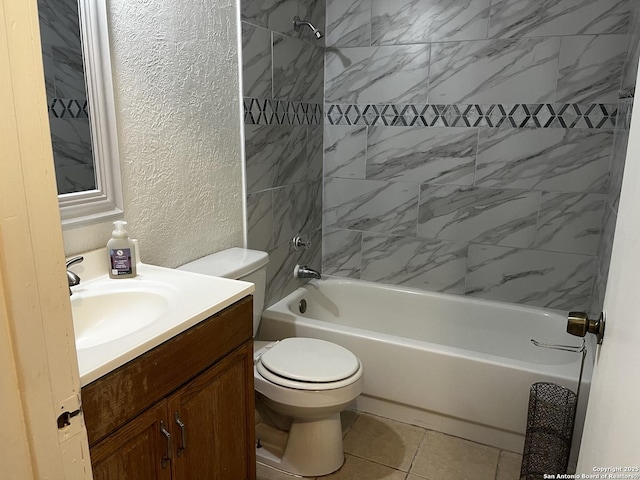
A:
107,221,137,278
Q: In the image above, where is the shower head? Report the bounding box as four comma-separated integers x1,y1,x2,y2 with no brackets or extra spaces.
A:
293,16,323,40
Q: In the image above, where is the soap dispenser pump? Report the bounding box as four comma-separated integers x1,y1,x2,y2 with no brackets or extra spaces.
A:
107,220,137,278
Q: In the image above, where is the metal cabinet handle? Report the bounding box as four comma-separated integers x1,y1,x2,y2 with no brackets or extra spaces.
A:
160,420,172,467
175,412,187,456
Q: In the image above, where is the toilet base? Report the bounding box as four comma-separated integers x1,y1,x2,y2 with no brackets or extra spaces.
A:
256,413,344,477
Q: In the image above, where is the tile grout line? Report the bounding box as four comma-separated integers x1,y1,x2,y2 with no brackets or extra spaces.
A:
343,411,428,476
406,429,429,479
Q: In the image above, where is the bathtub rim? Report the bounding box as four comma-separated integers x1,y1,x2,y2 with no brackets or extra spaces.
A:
261,276,594,383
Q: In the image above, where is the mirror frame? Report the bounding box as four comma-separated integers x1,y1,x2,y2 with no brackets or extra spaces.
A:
58,0,123,228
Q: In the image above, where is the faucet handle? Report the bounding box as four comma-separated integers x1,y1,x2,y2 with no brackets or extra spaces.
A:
66,256,84,268
292,236,311,250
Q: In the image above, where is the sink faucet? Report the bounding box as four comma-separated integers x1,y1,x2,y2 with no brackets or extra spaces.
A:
294,265,321,280
66,256,84,295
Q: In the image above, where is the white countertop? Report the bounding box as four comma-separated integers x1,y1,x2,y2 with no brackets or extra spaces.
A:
69,250,254,386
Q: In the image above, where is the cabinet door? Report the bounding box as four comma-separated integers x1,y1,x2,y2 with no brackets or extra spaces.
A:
90,400,172,480
169,341,255,480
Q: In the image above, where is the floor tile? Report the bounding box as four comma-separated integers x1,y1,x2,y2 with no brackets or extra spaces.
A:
496,450,523,480
410,430,499,480
256,462,300,480
324,454,407,480
341,409,359,437
343,413,426,472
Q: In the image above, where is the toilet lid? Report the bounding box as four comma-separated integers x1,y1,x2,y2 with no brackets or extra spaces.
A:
259,337,360,383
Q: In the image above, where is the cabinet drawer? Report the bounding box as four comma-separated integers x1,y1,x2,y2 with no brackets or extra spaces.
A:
83,296,252,446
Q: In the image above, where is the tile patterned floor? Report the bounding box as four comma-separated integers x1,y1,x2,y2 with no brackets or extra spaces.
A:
257,411,522,480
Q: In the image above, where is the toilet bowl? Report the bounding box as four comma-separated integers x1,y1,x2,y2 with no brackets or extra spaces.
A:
179,248,363,477
254,338,363,476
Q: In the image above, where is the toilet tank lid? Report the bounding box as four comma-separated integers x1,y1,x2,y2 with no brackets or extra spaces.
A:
177,247,268,280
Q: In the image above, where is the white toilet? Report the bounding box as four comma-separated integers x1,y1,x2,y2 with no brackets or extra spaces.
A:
179,248,363,477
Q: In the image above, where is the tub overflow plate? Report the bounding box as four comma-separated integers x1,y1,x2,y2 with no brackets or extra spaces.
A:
299,299,307,314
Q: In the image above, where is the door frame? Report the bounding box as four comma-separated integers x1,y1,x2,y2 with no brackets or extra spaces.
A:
0,0,91,477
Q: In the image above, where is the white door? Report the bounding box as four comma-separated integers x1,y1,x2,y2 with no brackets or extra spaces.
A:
576,70,640,469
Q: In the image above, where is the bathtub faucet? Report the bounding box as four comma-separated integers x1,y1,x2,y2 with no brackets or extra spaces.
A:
294,265,321,280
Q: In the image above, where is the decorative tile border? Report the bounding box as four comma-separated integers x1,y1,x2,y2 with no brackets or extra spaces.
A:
244,98,323,125
617,98,634,131
325,103,618,129
47,98,89,119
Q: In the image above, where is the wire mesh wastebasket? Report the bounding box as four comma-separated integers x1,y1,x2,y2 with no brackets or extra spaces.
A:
520,382,577,480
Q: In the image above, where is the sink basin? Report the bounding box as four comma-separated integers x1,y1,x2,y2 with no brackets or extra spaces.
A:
71,280,180,350
68,250,254,386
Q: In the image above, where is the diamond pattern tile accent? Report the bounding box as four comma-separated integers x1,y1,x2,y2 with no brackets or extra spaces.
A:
239,98,324,125
463,104,483,127
609,106,619,128
362,105,379,125
380,105,399,126
443,105,462,127
239,98,617,128
508,105,529,128
249,100,259,124
243,98,252,124
345,105,361,125
302,103,312,124
66,100,81,117
431,105,448,127
584,104,606,128
392,115,407,126
51,95,620,129
48,98,92,119
485,104,507,127
262,99,275,124
534,104,555,128
420,105,438,126
327,104,342,125
571,116,590,128
285,102,296,125
557,104,576,128
519,105,535,128
314,104,324,124
51,99,67,118
401,105,420,126
272,100,285,125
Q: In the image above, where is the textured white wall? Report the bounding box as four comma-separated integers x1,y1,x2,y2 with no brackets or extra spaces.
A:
63,0,245,268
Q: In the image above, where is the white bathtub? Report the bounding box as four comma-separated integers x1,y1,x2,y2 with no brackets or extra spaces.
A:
257,277,592,459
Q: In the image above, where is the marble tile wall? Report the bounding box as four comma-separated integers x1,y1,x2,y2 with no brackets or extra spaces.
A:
38,0,95,194
323,0,636,312
623,0,640,91
242,0,325,307
589,97,634,316
589,0,640,316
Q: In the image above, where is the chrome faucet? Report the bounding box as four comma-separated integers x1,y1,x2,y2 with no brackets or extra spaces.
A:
294,265,321,280
66,256,84,295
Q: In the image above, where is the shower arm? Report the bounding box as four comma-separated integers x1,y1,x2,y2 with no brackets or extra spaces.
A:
293,16,323,39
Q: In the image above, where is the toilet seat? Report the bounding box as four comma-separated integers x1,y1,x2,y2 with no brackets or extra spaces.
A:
256,338,362,391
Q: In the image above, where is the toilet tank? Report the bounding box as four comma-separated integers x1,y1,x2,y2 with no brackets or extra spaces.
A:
178,248,269,336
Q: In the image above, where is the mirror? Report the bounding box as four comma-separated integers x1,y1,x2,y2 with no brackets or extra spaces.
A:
38,0,123,227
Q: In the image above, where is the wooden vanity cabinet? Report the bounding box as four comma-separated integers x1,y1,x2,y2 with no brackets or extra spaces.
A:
90,401,171,480
83,297,256,480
